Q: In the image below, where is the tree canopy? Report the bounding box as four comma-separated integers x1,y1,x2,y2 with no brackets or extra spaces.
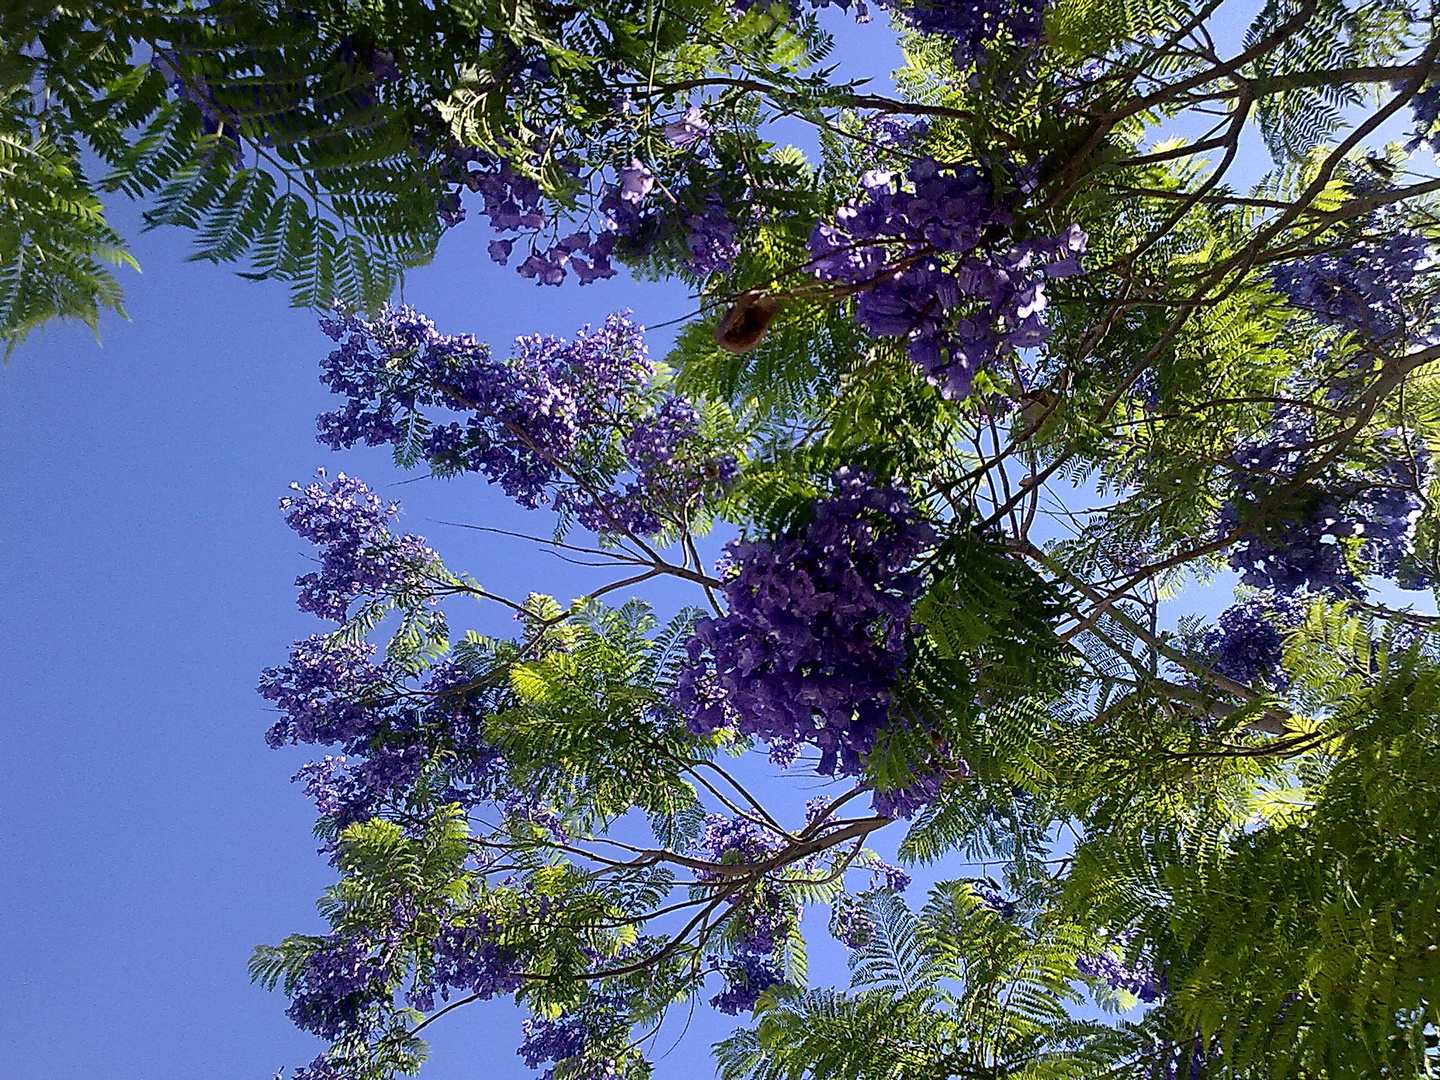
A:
9,0,1440,1077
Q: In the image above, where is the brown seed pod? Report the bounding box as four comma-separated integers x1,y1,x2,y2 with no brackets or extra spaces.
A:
715,290,780,353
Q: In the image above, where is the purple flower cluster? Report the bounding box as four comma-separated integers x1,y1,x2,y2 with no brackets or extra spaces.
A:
677,470,935,777
503,789,571,845
1075,947,1162,1004
897,0,1047,68
1198,592,1306,689
519,1013,588,1078
426,133,619,281
697,812,779,865
809,160,1086,399
292,748,427,830
1405,81,1440,155
261,640,504,827
829,893,876,948
696,814,795,955
870,770,945,819
683,195,742,278
461,135,738,283
275,1058,348,1080
481,160,622,286
517,994,628,1080
1219,413,1428,594
663,105,713,148
710,952,787,1014
584,394,739,535
1354,454,1432,581
316,306,737,536
863,115,932,147
520,1015,605,1080
259,636,390,748
285,934,396,1041
599,155,742,279
279,900,542,1062
1271,234,1433,344
281,471,439,621
869,860,912,891
418,913,526,1005
972,884,1018,920
694,814,798,1012
802,0,1046,65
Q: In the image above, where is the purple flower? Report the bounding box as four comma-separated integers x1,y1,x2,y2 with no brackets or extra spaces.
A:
809,160,1086,399
830,894,876,948
429,153,629,286
517,251,568,285
284,935,395,1040
618,159,655,203
1271,234,1432,344
1219,410,1430,594
683,197,740,277
428,915,524,999
869,860,911,891
259,636,390,748
315,307,736,537
893,0,1047,68
870,771,943,819
677,469,935,778
663,106,712,147
1405,81,1440,155
710,952,786,1014
1198,592,1306,688
278,1056,351,1080
260,641,506,834
280,471,440,621
1076,939,1162,1003
692,814,800,1001
973,884,1018,920
519,1013,589,1079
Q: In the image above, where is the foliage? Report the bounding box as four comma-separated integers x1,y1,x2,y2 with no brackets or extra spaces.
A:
22,0,1440,1075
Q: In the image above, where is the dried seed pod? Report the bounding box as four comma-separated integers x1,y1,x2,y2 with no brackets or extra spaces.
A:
715,290,780,353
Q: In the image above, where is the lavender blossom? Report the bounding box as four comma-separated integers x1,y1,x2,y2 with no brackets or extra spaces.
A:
1405,81,1440,155
710,953,786,1014
1199,592,1306,688
284,934,395,1040
829,894,876,948
678,469,935,777
663,106,712,147
259,637,390,748
1219,411,1430,594
683,196,740,277
315,307,737,536
281,471,440,621
1076,947,1162,1003
870,771,944,819
1271,234,1433,344
809,160,1086,399
694,814,800,1008
898,0,1047,68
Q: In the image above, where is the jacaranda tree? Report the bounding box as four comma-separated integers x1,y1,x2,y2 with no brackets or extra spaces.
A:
12,0,1440,1076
